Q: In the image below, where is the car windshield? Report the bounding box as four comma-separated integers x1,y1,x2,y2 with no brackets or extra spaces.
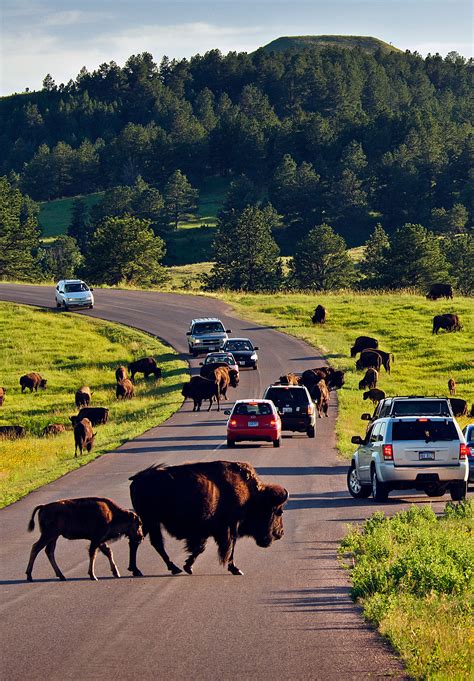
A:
391,400,451,417
226,340,253,351
234,403,272,416
193,322,225,335
205,355,232,365
265,387,309,407
392,420,458,442
65,283,88,293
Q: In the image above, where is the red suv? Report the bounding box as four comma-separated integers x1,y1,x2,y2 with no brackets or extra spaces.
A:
225,400,282,448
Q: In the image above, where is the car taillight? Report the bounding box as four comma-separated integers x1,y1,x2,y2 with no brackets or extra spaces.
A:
270,419,277,426
383,444,393,460
230,420,237,426
459,444,468,459
307,405,314,415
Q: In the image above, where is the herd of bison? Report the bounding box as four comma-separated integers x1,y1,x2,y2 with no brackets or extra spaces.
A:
1,282,472,582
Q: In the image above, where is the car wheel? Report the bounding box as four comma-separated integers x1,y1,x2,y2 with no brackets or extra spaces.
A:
63,303,69,311
450,481,467,501
306,425,315,438
371,467,389,502
192,350,199,358
89,304,94,309
425,484,446,498
273,438,281,448
253,364,258,370
347,463,372,499
226,438,235,448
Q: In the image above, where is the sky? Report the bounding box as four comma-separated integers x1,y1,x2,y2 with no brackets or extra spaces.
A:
1,0,472,96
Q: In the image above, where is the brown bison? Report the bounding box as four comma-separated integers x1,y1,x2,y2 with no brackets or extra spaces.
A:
115,366,128,382
363,388,386,405
70,407,109,427
73,417,95,457
359,368,378,390
448,378,456,396
449,398,468,417
20,372,47,393
128,461,289,577
279,373,300,386
26,497,143,582
128,357,162,382
433,314,462,334
0,386,6,406
356,350,382,372
200,363,239,389
182,376,220,411
350,336,379,358
426,283,453,300
311,305,327,324
42,423,66,437
116,378,135,400
75,386,92,408
326,369,345,390
313,380,330,418
0,425,26,439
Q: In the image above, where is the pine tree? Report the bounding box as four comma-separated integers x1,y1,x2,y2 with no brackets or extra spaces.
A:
359,224,390,288
38,235,83,279
163,170,199,229
0,176,41,280
445,234,474,295
68,198,90,252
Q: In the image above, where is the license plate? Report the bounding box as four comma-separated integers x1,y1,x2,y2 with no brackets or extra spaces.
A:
282,407,292,413
419,451,435,460
248,421,258,427
239,361,245,366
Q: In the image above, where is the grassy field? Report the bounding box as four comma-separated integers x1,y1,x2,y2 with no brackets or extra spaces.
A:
0,303,188,507
216,291,474,455
39,192,103,237
340,501,474,679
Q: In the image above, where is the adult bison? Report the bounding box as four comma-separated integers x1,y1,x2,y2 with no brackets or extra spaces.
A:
0,426,25,439
20,372,47,393
449,398,468,417
311,305,326,324
363,389,386,405
355,350,382,372
128,357,162,383
426,283,453,300
128,461,289,577
312,380,330,417
70,407,109,427
73,418,95,457
350,336,378,358
432,314,462,334
278,373,300,386
116,378,135,400
75,386,92,408
115,366,128,382
182,376,220,411
0,386,5,406
200,363,239,389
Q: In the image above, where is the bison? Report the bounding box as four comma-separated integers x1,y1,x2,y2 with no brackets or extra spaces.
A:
363,388,386,405
313,380,330,418
326,369,345,391
75,386,92,408
356,349,382,372
311,305,326,325
448,378,456,396
426,283,453,300
116,378,135,400
20,372,47,393
278,373,300,386
73,417,95,457
128,357,162,383
128,461,289,577
115,366,128,382
26,497,143,582
0,425,26,439
433,314,462,334
70,407,109,427
182,376,220,412
0,386,6,406
350,336,379,358
359,368,378,390
42,423,66,437
449,398,468,417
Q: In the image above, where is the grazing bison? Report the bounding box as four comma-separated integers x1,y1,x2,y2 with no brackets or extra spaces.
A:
0,386,6,406
326,369,345,391
115,366,128,382
116,378,135,400
128,357,162,383
42,423,66,437
426,283,453,300
350,336,379,358
448,378,456,396
313,380,330,418
356,350,382,372
449,398,468,417
20,372,47,393
359,368,378,390
128,461,289,577
470,404,474,417
70,407,109,427
73,418,95,457
432,314,462,334
311,305,327,325
26,498,143,582
279,373,300,386
0,425,26,439
75,386,92,408
363,388,386,405
182,376,220,412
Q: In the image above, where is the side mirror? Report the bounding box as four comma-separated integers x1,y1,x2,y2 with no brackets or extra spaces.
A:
89,287,94,291
361,413,372,421
351,436,364,445
254,347,259,350
186,332,191,336
226,329,231,333
199,362,203,366
224,410,231,415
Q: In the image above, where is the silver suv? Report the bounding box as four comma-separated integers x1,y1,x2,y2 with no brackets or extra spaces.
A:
186,318,231,357
348,415,468,502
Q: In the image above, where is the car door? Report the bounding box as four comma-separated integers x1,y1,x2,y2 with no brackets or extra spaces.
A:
358,422,379,483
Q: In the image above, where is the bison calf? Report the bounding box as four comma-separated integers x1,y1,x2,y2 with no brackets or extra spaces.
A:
311,305,326,324
116,378,135,399
448,378,456,396
363,388,386,405
73,418,95,457
42,424,66,437
115,366,128,382
359,368,378,391
20,372,47,393
128,357,162,383
75,386,92,408
0,386,6,406
26,498,143,582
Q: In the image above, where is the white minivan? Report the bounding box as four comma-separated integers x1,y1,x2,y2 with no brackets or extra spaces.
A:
55,279,94,310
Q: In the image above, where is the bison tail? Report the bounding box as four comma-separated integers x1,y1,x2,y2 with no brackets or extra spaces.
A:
28,505,43,532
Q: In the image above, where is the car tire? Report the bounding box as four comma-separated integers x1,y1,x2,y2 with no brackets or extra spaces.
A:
306,425,315,439
450,481,467,501
347,463,372,499
89,304,94,309
371,467,389,502
192,350,199,358
253,364,258,370
63,303,69,311
226,438,235,448
273,438,281,448
425,484,446,498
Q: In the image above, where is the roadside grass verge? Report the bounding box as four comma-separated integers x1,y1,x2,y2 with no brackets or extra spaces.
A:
339,501,474,679
0,303,187,507
216,291,474,455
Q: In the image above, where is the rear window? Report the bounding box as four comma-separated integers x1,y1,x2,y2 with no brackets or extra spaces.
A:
226,340,252,351
265,387,309,407
234,403,272,416
391,400,451,417
193,322,225,334
392,420,458,442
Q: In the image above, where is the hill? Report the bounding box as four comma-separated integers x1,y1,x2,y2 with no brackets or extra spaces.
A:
258,35,402,54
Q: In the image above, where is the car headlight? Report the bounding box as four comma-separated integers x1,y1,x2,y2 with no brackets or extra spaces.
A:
194,339,201,344
250,353,258,360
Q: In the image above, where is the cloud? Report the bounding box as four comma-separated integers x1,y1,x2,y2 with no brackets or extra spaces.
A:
42,10,108,27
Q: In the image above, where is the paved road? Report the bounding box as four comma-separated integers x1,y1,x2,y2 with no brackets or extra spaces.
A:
0,284,417,679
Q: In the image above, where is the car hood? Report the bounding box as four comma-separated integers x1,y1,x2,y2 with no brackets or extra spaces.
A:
64,291,92,298
227,349,255,357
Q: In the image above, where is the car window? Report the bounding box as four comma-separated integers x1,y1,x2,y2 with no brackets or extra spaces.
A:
465,426,474,441
65,283,88,293
265,387,309,406
370,422,381,442
193,322,225,334
392,420,458,441
379,422,387,441
234,403,272,416
226,341,252,351
364,425,375,445
391,401,451,417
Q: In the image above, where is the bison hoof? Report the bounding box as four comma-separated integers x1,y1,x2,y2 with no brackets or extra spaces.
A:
170,564,183,575
131,568,143,577
113,571,120,578
26,574,33,582
183,564,193,575
228,564,244,576
89,574,98,581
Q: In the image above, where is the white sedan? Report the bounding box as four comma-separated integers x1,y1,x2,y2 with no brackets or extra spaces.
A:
55,279,94,310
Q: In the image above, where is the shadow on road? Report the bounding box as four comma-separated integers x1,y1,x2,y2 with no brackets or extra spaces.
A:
256,466,347,476
268,586,356,615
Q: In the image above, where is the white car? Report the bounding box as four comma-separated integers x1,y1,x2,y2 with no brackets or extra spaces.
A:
55,280,94,310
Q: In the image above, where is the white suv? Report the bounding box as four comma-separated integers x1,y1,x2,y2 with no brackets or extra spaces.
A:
55,280,94,310
348,415,468,502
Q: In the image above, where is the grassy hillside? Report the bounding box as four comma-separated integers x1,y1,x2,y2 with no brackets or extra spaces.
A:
0,303,188,507
259,35,402,54
39,192,103,237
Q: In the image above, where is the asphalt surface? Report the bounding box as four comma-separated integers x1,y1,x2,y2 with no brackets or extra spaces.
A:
0,283,441,680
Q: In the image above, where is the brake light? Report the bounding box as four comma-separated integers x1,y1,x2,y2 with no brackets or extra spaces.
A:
230,419,237,426
418,418,429,422
270,419,277,426
383,444,393,460
459,444,468,459
307,405,314,415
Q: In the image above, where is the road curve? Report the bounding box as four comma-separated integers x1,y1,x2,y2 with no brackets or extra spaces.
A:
0,284,408,680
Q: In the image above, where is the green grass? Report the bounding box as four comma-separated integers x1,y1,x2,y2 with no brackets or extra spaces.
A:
340,501,474,679
39,192,103,237
0,303,188,507
215,291,474,455
259,35,402,54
